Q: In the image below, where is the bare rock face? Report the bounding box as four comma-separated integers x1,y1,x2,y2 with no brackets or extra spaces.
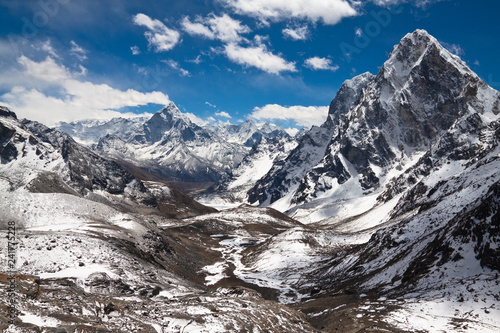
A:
23,119,145,196
248,72,374,206
249,29,500,211
0,106,17,119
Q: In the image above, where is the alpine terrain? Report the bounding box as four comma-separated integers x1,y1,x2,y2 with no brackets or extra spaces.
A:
57,103,291,194
1,29,500,332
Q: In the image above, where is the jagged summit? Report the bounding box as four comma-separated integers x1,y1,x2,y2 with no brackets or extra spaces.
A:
381,29,473,90
156,101,186,119
249,29,500,221
0,105,17,119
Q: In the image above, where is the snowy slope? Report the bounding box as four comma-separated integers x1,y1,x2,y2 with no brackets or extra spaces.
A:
248,72,374,210
249,29,500,226
0,189,316,332
196,134,297,209
0,107,317,332
60,102,291,188
56,115,149,145
304,123,500,332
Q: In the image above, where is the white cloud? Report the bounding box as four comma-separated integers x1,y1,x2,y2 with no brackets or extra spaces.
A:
131,45,141,55
215,111,231,118
18,56,72,82
38,40,59,59
70,41,88,61
474,60,480,66
304,57,339,71
221,0,357,25
188,55,203,64
282,25,309,41
181,14,251,43
224,43,296,74
185,112,211,126
355,28,363,37
371,0,443,7
181,16,215,39
251,104,329,127
133,13,180,52
163,59,191,77
442,42,464,57
0,56,171,126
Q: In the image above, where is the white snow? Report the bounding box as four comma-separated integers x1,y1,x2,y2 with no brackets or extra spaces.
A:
38,264,119,280
18,313,63,328
202,261,229,285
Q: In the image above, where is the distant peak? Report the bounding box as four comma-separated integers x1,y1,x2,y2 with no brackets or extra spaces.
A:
159,101,181,114
0,106,17,119
408,29,433,39
389,29,440,60
242,118,255,125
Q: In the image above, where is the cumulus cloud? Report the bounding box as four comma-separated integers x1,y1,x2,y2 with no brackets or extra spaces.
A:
0,56,171,126
181,13,251,43
181,17,214,39
220,0,357,25
215,111,231,118
282,25,309,41
18,56,71,82
251,104,329,127
304,57,339,71
133,13,180,52
223,43,296,74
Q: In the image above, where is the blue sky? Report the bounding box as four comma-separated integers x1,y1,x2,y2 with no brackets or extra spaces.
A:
0,0,499,130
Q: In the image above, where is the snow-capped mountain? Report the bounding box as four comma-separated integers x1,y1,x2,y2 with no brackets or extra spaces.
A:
196,134,298,209
249,29,500,224
248,71,374,209
0,107,214,218
56,116,150,145
59,102,291,190
94,102,248,184
0,107,317,332
210,119,290,147
2,29,500,332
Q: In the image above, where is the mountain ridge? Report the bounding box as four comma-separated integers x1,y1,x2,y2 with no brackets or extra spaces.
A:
248,29,500,224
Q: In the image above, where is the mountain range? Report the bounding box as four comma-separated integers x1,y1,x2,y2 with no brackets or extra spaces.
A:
57,103,291,193
1,29,499,332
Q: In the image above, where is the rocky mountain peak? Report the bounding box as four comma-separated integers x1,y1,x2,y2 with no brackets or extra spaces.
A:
0,106,17,119
381,29,473,91
154,101,192,125
249,29,500,215
133,102,198,144
325,71,374,128
158,101,182,116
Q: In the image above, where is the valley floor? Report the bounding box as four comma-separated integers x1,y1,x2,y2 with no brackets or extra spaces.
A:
1,196,499,332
